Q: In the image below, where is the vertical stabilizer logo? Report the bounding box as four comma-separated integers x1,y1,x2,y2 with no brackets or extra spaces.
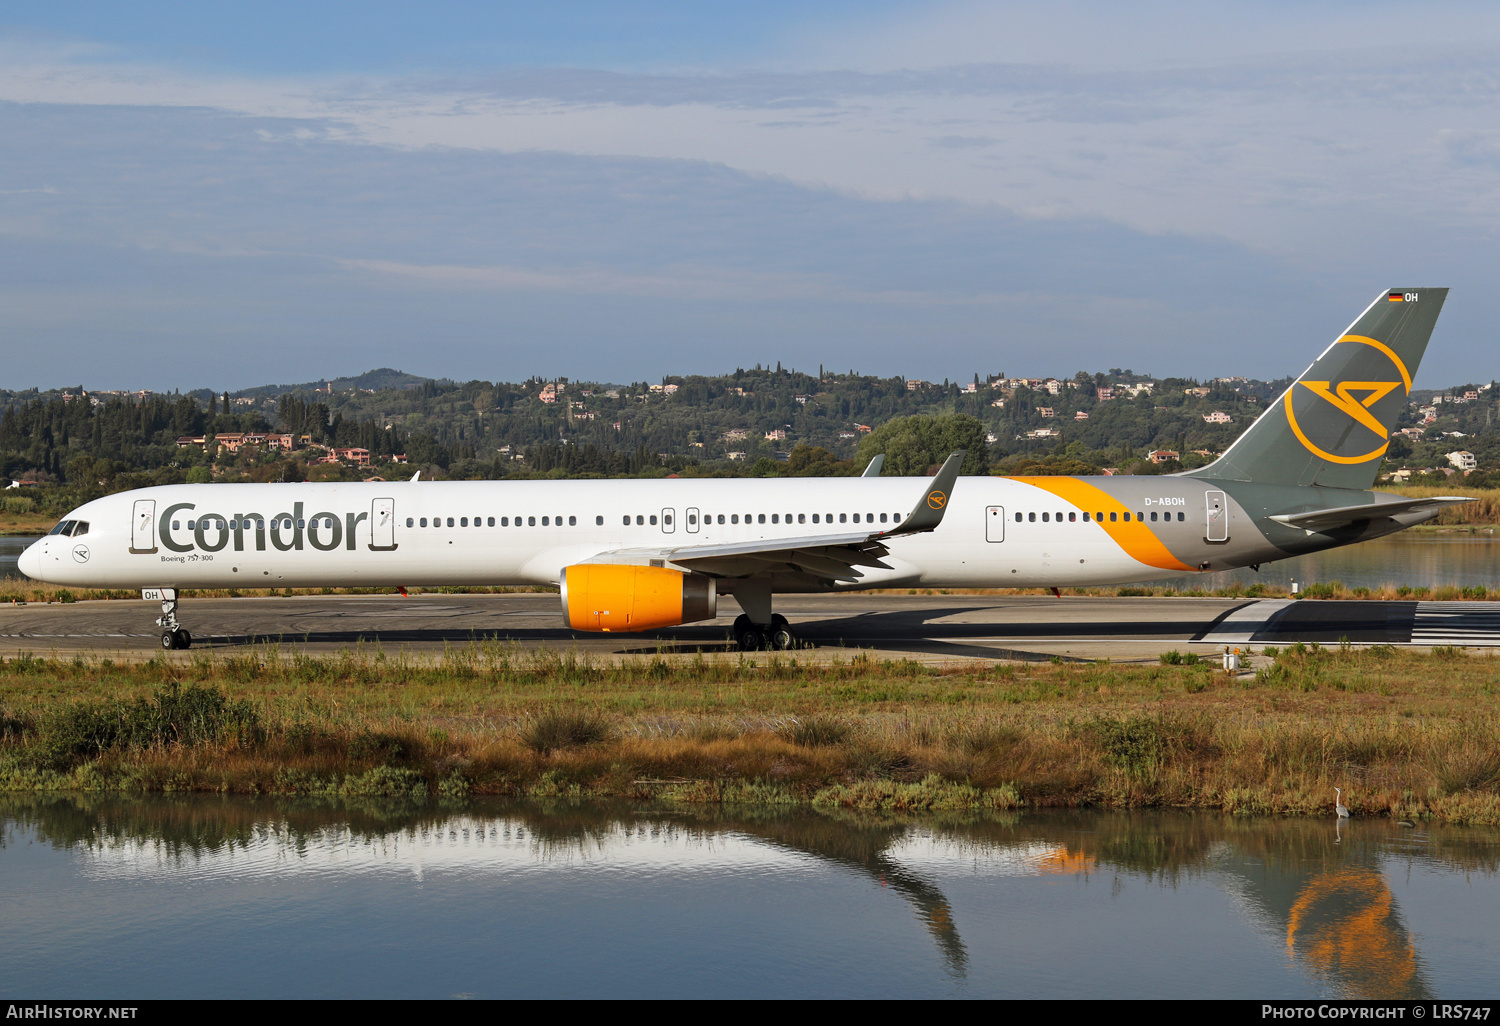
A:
1284,335,1412,464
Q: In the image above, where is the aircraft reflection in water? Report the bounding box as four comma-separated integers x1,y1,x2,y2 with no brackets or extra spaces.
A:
7,798,1494,997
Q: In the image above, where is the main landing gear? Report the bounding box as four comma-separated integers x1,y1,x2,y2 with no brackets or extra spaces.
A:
733,614,794,651
156,592,191,650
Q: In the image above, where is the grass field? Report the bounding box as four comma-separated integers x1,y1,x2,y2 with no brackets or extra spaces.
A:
1,642,1497,823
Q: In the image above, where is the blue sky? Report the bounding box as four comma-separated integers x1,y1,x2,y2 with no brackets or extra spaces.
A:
2,2,1498,390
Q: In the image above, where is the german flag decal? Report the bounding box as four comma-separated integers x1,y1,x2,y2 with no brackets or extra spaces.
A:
1388,291,1406,302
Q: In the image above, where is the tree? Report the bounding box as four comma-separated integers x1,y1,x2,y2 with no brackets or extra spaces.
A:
855,414,989,476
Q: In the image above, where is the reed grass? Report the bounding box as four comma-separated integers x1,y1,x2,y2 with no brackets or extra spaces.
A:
0,641,1497,822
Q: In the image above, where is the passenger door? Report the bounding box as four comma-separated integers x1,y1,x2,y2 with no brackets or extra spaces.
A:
130,499,157,554
370,497,398,550
1205,490,1228,542
985,506,1005,542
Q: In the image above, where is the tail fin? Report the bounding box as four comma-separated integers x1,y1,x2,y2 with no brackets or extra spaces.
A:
1188,287,1447,490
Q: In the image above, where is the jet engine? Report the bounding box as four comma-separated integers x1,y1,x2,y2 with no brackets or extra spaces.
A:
560,564,717,632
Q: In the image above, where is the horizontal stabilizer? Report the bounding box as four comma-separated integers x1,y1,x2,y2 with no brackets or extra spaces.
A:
1269,495,1473,533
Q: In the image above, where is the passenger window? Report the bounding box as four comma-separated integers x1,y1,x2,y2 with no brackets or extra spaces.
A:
689,515,697,526
650,515,657,525
758,514,766,524
1042,512,1049,522
812,514,820,523
488,517,495,527
637,515,644,525
187,520,196,530
461,517,469,527
568,516,575,526
879,513,887,523
1178,512,1185,522
1096,512,1104,522
718,515,725,524
1109,512,1118,522
1015,512,1022,522
502,517,509,526
661,515,669,526
406,518,414,528
171,521,179,530
839,513,847,523
623,515,630,526
866,513,873,522
893,513,901,522
771,514,779,524
1136,513,1144,522
597,516,604,526
799,514,806,524
1069,512,1076,522
1150,512,1158,522
542,516,550,526
1028,512,1036,522
731,514,739,524
257,520,265,530
528,516,536,526
1082,512,1090,522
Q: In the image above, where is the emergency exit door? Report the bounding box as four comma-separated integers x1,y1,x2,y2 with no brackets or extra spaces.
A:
130,499,157,554
985,506,1005,542
1205,490,1228,542
370,497,398,550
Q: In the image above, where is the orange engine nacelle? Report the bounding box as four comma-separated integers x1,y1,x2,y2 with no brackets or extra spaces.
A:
560,564,717,632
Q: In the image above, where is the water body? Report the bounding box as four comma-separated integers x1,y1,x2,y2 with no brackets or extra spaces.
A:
2,797,1496,998
1146,532,1500,592
0,536,39,581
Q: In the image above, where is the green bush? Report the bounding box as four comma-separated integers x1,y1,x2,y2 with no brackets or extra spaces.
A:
1090,715,1209,774
521,709,612,754
777,715,853,747
36,683,261,762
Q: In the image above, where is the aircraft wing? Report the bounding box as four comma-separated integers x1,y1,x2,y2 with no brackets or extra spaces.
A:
581,452,964,581
1269,495,1474,533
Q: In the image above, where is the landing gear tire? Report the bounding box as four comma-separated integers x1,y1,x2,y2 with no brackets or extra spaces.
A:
737,626,766,651
178,630,191,650
769,626,794,651
161,629,191,650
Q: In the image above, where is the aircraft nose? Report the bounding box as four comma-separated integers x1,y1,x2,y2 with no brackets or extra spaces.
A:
17,539,43,580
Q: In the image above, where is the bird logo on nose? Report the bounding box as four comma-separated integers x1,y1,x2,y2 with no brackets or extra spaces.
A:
72,544,90,563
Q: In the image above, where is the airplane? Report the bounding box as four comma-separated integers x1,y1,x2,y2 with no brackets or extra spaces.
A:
17,287,1473,652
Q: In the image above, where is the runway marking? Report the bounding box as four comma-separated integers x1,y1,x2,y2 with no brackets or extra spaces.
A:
1410,601,1500,646
1194,600,1295,643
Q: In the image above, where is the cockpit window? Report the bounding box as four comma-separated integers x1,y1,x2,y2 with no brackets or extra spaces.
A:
70,521,89,536
49,520,75,536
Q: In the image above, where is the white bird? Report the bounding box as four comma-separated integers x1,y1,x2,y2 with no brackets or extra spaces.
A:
1335,787,1350,818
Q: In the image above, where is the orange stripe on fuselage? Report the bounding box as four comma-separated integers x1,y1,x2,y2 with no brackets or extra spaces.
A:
1011,476,1197,573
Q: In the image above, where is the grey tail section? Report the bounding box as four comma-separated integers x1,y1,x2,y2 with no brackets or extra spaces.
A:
1186,287,1447,491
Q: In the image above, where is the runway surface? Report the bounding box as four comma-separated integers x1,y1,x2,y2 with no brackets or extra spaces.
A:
5,593,1500,662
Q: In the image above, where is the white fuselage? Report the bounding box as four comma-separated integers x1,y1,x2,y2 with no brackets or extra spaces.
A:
19,476,1250,592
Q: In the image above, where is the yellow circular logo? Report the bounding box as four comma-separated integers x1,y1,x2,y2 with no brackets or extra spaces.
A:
1284,335,1412,465
926,490,947,510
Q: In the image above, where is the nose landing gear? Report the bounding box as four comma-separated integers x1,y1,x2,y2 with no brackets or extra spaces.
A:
155,592,191,650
